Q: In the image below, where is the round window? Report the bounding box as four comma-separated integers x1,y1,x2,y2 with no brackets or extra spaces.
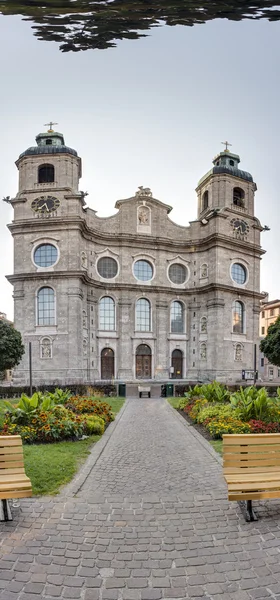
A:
133,260,153,281
231,263,247,284
169,263,187,284
34,244,58,267
97,257,118,279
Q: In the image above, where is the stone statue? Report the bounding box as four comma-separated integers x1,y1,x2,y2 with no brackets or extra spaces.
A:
138,206,149,225
200,344,207,360
201,317,207,333
81,251,87,269
41,339,51,358
235,345,242,361
135,186,152,198
201,264,208,278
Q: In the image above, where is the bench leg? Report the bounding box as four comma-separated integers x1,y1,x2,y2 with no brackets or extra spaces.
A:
0,500,13,522
238,500,258,522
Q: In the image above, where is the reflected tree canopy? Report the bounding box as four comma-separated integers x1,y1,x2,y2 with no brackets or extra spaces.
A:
1,1,280,52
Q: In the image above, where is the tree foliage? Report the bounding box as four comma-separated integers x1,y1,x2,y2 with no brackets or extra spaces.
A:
0,320,25,372
0,0,280,52
260,316,280,368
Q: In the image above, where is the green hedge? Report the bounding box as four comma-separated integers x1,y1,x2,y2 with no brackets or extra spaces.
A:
0,383,117,399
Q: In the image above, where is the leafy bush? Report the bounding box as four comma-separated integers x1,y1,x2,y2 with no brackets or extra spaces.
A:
198,381,230,404
206,416,251,439
196,404,234,425
84,415,105,435
45,388,72,404
230,386,276,421
185,398,208,421
65,396,114,422
2,406,85,443
248,420,280,433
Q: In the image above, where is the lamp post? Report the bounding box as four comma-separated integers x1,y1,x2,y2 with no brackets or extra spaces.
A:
29,342,33,396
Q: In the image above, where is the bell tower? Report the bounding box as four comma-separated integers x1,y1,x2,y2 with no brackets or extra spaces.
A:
196,142,257,219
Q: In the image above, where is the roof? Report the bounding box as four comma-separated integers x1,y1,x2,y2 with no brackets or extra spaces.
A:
18,145,78,159
198,165,253,187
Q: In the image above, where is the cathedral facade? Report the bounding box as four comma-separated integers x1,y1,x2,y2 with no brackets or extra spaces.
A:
7,128,264,385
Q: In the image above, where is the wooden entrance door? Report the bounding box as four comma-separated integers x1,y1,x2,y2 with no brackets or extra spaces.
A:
136,344,152,379
172,349,183,379
101,348,115,379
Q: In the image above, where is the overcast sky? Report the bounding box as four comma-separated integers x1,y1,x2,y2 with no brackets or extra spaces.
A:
0,15,279,320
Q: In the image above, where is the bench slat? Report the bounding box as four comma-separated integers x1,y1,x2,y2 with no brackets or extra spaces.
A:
0,437,23,447
224,465,280,473
223,434,280,445
225,473,280,482
0,489,32,500
0,481,32,491
0,446,25,455
224,458,280,468
228,490,280,501
224,445,280,454
228,481,280,491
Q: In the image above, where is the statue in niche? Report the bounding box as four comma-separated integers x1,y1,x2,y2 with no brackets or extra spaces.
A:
138,206,150,225
201,317,207,333
41,338,51,358
135,186,152,198
200,344,207,360
235,344,242,361
83,338,87,355
82,311,87,328
201,264,208,278
81,251,87,269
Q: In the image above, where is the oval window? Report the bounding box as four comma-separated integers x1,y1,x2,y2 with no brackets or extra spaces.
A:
169,263,187,284
133,260,153,281
34,244,58,267
231,263,247,284
97,257,118,279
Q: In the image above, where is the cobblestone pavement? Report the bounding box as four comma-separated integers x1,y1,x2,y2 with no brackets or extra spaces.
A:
2,398,280,600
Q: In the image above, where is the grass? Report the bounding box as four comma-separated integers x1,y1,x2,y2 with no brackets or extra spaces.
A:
23,435,101,495
1,395,125,495
210,440,223,455
167,397,182,409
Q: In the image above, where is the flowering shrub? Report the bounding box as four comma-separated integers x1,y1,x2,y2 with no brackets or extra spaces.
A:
206,417,251,439
2,406,85,443
183,397,208,421
65,397,114,422
248,420,280,433
196,404,235,425
84,415,105,435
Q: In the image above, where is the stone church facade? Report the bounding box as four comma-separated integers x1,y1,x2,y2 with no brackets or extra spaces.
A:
7,128,264,385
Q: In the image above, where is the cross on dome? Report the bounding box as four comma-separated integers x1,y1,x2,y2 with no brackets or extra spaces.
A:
221,140,232,152
44,121,58,132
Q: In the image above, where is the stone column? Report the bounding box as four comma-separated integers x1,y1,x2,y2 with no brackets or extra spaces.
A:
155,300,169,380
117,296,133,380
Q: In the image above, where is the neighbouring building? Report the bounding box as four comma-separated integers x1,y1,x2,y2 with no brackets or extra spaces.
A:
6,127,265,385
259,297,280,382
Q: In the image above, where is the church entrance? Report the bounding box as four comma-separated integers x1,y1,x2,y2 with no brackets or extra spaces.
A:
172,349,183,379
136,344,152,379
101,348,115,379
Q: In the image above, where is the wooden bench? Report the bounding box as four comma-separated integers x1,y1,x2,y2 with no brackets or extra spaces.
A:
223,433,280,521
138,386,151,398
0,435,32,521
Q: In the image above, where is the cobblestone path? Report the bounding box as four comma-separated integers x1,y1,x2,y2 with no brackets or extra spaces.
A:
1,398,280,600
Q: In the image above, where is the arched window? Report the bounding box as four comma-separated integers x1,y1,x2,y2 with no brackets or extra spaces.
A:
101,348,115,379
99,297,115,331
172,349,183,378
232,301,245,334
136,298,151,331
40,337,52,359
235,344,242,361
45,139,52,146
200,317,207,333
200,343,207,360
37,287,55,326
202,190,209,211
233,187,245,207
38,164,55,184
171,301,184,333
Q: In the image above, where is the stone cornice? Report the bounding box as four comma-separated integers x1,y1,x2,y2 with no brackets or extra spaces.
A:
7,216,265,257
6,270,265,300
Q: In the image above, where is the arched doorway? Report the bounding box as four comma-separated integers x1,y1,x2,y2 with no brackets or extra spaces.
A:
101,348,115,379
136,344,152,379
172,349,183,379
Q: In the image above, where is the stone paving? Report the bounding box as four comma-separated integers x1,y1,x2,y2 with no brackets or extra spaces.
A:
2,398,280,600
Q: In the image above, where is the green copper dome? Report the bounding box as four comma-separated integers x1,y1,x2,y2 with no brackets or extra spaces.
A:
18,129,78,159
198,150,253,186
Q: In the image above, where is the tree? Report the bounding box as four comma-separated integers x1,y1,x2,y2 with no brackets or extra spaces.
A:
0,0,280,52
0,320,25,372
260,316,280,367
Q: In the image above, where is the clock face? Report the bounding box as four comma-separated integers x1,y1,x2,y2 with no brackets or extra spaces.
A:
31,195,60,214
231,218,249,237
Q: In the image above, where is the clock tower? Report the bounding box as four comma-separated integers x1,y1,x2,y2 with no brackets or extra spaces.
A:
7,125,87,385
